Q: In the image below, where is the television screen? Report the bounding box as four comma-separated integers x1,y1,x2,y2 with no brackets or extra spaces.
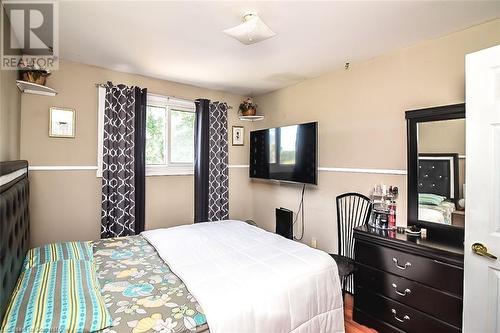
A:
249,122,317,184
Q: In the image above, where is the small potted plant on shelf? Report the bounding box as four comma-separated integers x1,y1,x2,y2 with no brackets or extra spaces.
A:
239,97,258,116
18,57,51,86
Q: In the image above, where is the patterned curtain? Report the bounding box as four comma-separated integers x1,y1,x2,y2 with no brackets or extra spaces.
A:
101,83,147,238
208,102,229,221
194,100,229,222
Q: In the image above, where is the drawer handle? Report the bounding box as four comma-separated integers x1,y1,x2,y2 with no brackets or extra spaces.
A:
392,257,412,270
391,308,410,323
391,283,411,296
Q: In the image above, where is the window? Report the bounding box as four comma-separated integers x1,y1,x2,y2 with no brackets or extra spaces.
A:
97,90,196,177
146,94,196,175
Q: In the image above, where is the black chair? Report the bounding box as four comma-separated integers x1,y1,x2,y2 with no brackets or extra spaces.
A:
331,192,372,295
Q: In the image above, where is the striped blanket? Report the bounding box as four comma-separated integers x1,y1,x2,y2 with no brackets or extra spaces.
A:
1,251,112,333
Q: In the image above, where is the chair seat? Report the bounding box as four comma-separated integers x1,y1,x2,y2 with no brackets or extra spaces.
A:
330,254,355,278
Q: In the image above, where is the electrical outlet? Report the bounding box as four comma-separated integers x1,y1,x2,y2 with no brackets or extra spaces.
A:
311,237,317,248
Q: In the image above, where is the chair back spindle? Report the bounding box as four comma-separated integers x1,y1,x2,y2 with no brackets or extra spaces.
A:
336,192,372,294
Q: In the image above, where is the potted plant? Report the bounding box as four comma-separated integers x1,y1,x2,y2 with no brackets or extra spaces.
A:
239,97,258,116
19,57,51,86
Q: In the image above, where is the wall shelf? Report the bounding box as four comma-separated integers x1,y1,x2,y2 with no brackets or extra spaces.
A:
16,80,57,96
239,115,264,122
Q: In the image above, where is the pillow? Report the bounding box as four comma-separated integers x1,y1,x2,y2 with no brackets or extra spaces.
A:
1,260,113,333
24,241,93,269
419,193,446,206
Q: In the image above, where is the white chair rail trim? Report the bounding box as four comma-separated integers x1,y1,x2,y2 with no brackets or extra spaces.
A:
318,167,407,175
29,165,407,175
29,166,98,171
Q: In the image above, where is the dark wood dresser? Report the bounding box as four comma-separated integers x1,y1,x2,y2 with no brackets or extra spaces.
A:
353,225,464,333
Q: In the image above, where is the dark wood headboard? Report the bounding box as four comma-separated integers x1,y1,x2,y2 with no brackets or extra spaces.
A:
0,160,29,323
418,153,459,202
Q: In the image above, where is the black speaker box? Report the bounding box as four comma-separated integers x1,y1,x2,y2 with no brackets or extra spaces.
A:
275,207,293,239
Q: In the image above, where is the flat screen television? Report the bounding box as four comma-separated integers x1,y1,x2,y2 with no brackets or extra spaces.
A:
249,122,318,184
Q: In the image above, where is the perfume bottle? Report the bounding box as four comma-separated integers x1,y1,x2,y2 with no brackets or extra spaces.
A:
388,200,396,229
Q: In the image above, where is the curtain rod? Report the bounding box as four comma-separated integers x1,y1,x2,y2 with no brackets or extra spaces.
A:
96,83,233,109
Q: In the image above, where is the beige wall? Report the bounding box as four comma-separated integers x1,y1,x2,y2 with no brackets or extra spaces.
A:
418,119,465,155
252,19,500,253
0,67,21,161
0,10,21,161
21,60,253,247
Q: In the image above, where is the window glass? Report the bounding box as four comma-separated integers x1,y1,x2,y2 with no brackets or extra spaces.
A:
170,109,195,164
146,105,166,165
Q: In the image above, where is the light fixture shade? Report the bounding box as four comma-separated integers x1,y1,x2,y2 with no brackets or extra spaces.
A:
223,14,276,45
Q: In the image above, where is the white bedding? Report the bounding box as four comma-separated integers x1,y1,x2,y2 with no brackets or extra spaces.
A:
419,201,456,225
142,220,344,333
419,206,446,224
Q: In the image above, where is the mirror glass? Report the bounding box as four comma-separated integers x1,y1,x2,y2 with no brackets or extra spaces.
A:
417,118,465,228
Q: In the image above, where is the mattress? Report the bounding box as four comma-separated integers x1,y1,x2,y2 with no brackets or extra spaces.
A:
93,235,209,333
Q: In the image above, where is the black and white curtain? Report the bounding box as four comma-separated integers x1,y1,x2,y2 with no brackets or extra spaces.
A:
101,83,147,238
194,99,229,222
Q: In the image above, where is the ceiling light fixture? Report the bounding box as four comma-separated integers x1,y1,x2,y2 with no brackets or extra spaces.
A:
223,12,276,45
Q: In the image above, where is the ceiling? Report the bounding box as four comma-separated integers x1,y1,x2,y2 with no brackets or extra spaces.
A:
37,2,500,95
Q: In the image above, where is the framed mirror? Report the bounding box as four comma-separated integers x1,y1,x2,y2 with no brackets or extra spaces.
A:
406,103,465,244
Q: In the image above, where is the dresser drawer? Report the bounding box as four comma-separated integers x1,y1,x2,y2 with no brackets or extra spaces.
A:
355,240,463,295
355,264,462,327
354,308,404,333
356,288,460,333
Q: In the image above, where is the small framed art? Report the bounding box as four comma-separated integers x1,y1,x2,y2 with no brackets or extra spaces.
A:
232,126,244,146
49,107,76,138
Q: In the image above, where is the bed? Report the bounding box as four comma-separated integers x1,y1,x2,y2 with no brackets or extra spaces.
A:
0,161,29,326
417,153,459,225
0,160,344,333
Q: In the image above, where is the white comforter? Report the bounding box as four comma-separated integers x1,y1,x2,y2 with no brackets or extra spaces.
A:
142,220,344,333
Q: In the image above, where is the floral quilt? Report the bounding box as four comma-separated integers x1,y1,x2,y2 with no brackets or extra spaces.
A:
93,235,209,333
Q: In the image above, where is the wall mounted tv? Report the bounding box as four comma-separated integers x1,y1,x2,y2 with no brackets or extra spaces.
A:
249,122,318,185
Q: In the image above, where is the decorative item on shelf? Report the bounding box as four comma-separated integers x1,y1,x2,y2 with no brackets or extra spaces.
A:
238,97,264,121
18,57,51,86
239,97,257,116
370,184,399,230
49,107,76,138
232,126,244,146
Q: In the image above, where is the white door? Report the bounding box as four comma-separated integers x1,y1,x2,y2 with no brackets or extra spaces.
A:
464,44,500,333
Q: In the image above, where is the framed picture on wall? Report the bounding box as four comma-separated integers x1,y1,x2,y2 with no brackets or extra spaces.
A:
49,107,76,138
232,126,244,146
